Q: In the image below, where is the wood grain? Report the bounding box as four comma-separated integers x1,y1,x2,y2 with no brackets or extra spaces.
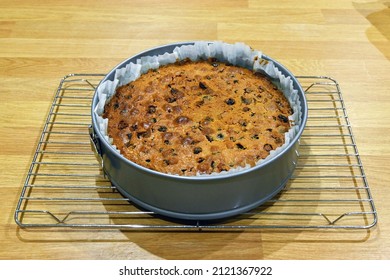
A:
1,0,389,260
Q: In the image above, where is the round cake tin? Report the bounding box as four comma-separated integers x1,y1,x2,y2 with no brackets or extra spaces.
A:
90,42,308,220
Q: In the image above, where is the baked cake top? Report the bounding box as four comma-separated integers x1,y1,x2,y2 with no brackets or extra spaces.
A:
103,59,293,176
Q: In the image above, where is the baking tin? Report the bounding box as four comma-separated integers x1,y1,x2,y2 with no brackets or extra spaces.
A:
90,42,308,220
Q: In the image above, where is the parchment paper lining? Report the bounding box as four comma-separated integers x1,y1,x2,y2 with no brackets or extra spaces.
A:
94,41,303,176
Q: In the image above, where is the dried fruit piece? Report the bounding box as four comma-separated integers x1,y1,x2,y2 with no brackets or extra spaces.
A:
199,82,207,90
264,144,273,152
225,98,236,105
193,147,202,154
278,114,289,123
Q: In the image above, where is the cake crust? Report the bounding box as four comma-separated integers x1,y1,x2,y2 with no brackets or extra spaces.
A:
103,59,293,176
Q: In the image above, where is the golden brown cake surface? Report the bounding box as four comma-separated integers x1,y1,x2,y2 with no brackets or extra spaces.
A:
103,59,293,176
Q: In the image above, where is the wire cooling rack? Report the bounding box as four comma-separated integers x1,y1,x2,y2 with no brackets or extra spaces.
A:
14,74,377,230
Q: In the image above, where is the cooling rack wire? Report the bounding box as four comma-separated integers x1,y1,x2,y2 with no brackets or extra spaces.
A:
14,74,377,230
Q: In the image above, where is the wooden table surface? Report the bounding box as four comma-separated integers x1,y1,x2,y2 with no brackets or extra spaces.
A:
1,0,389,260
